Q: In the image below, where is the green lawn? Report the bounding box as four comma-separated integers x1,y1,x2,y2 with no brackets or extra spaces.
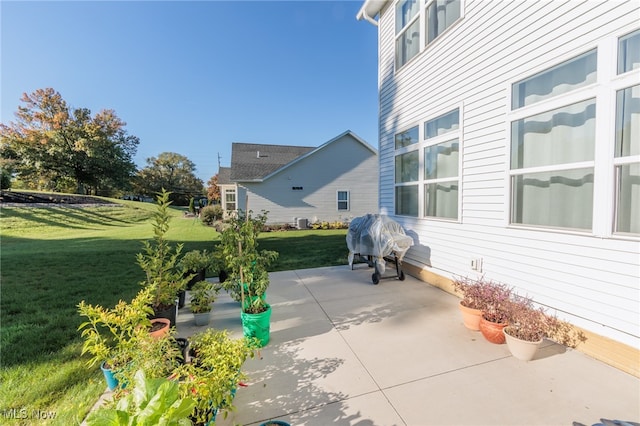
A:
0,198,348,425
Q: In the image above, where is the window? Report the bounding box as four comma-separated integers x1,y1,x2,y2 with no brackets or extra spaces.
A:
425,0,461,45
395,0,420,69
512,49,597,109
395,125,419,148
424,139,459,219
393,108,461,219
337,191,350,211
618,29,640,74
224,189,236,211
395,136,419,216
425,108,459,138
396,185,419,216
614,84,640,234
394,0,462,70
509,51,599,230
510,97,596,230
424,108,460,219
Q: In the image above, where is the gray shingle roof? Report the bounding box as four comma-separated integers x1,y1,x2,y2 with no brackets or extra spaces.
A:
217,167,232,184
230,143,315,181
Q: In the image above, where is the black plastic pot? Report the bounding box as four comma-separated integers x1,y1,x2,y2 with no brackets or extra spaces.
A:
152,303,177,328
177,290,186,309
186,269,207,290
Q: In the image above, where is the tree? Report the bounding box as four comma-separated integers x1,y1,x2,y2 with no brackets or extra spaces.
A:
134,152,204,205
206,173,220,204
0,88,139,195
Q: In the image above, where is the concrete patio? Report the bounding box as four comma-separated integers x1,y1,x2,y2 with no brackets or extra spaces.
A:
177,265,640,426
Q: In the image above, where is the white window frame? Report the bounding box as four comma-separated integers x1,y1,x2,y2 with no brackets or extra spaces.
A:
224,188,236,212
423,108,461,221
394,124,421,217
337,190,350,211
393,0,464,72
505,33,640,239
393,105,463,220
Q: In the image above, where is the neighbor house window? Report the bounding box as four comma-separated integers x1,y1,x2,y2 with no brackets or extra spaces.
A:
425,0,461,45
614,84,640,234
510,50,598,231
424,108,460,219
618,29,640,75
337,191,350,211
225,189,236,211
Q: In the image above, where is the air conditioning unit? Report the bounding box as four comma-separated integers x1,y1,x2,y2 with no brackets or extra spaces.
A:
296,218,308,229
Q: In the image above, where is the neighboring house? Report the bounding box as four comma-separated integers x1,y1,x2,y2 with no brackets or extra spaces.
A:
217,130,378,226
357,0,639,376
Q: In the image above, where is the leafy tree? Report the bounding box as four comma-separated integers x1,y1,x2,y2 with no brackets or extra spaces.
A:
134,152,204,205
206,173,220,204
0,88,139,195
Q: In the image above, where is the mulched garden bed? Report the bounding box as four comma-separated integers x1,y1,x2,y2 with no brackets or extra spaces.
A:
0,190,121,207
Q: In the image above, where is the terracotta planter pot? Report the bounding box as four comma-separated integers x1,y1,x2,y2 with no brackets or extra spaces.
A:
504,327,543,361
149,318,170,339
479,316,507,344
458,301,483,331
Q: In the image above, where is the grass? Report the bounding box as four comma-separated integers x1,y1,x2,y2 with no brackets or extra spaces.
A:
0,197,349,425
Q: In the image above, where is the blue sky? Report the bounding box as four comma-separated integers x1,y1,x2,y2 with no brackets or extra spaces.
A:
1,0,378,183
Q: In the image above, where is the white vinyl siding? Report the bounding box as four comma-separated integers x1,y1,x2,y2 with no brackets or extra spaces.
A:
376,0,640,350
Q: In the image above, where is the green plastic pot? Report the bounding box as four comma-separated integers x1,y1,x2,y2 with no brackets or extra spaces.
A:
241,304,271,347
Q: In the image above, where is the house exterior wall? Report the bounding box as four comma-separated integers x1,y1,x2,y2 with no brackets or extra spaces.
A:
376,0,640,356
238,134,378,225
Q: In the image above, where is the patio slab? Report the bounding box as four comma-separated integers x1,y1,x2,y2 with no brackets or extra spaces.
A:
173,265,640,426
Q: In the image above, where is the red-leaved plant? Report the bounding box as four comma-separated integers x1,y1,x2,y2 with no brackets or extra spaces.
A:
506,294,587,346
453,276,513,322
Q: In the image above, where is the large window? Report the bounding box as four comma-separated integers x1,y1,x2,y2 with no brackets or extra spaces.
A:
394,0,462,70
510,52,597,230
509,34,640,236
394,108,461,219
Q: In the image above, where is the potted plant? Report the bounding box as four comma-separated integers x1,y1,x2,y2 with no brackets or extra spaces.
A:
137,189,191,327
504,294,587,360
216,209,278,347
85,369,196,425
179,249,217,292
452,276,513,335
77,286,157,390
478,281,514,344
172,329,259,425
452,276,493,331
190,281,218,326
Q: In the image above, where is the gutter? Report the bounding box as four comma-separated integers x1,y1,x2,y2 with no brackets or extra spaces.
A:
357,7,379,26
356,0,386,27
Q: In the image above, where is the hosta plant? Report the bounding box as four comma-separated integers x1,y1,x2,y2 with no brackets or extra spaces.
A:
85,369,195,426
